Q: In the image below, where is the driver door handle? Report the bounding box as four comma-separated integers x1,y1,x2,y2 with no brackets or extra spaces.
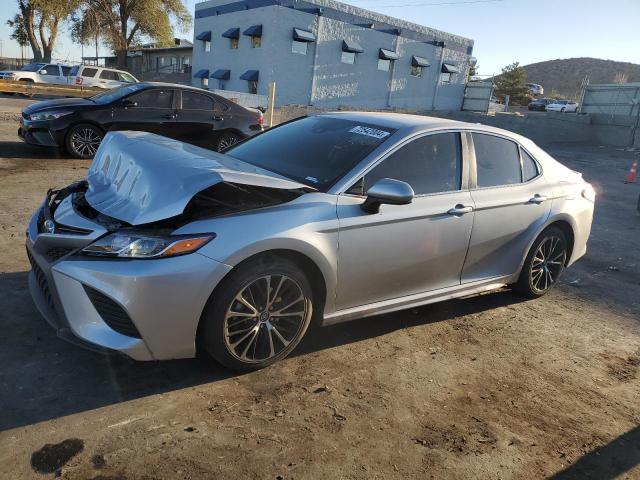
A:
447,204,474,216
529,194,548,204
162,113,176,119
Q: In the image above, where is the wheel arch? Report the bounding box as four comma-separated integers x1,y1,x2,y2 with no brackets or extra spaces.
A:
195,247,331,347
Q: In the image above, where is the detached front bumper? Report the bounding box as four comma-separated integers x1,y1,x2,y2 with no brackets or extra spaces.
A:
26,196,232,361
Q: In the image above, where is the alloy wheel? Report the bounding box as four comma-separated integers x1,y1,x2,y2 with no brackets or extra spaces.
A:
218,135,239,151
70,128,102,157
223,275,308,363
530,235,566,293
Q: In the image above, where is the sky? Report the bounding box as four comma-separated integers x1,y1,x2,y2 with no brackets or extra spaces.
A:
0,0,638,76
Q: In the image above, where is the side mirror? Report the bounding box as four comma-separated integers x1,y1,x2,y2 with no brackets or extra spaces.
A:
121,99,137,108
361,178,414,214
39,69,48,75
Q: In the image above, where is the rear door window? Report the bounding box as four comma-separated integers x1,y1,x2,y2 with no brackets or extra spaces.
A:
473,133,522,187
81,67,98,78
181,91,214,110
61,66,72,76
128,89,174,109
99,69,119,81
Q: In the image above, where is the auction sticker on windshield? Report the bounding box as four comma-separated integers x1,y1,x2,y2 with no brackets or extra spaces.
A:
349,126,391,139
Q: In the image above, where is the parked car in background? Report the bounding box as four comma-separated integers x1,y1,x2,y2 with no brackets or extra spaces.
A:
526,83,544,96
528,98,556,111
68,65,138,89
19,82,264,158
26,113,595,370
546,100,579,113
0,63,72,85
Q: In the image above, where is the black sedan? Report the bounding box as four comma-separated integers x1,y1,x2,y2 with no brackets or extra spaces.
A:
19,82,264,158
527,98,556,111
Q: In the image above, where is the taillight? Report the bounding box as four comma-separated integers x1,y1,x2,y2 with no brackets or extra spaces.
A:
257,113,264,126
75,76,83,85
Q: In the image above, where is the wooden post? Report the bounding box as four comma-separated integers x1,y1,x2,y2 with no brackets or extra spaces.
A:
267,81,276,127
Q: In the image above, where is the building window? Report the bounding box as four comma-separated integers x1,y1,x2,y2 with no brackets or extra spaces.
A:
410,65,423,77
218,80,226,90
292,40,308,55
230,37,238,49
203,40,211,52
248,80,258,94
440,72,452,83
251,36,261,48
341,51,356,64
378,59,391,71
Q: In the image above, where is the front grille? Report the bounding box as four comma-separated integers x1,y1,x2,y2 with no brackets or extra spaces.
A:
83,286,141,338
27,249,55,313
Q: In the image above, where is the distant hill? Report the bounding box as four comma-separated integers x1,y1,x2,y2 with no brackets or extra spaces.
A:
520,57,640,99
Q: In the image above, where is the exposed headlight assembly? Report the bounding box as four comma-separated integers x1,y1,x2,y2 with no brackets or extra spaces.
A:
29,110,73,121
82,233,214,259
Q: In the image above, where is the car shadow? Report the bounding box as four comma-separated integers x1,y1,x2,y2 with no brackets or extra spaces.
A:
548,426,640,480
0,141,71,160
0,270,528,431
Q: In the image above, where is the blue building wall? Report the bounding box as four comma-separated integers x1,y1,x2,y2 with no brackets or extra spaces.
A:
192,0,473,110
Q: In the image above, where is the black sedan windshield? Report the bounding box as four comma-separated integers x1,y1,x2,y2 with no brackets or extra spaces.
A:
225,116,395,191
90,84,147,104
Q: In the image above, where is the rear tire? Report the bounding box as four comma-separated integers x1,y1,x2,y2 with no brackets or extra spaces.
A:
215,132,241,152
513,227,567,298
65,123,103,159
200,256,313,371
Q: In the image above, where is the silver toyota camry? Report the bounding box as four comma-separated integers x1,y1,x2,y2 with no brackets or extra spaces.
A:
26,113,595,370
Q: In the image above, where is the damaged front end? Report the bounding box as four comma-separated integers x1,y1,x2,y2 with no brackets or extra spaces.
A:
26,130,309,358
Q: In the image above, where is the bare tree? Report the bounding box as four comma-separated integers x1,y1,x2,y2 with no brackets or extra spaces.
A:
75,0,192,69
613,72,629,84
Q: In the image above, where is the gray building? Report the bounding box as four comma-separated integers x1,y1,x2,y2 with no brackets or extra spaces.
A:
192,0,474,109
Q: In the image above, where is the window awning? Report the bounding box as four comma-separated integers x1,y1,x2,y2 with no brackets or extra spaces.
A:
193,69,209,78
292,28,315,42
378,48,399,60
195,31,211,41
411,56,430,67
240,70,259,81
211,69,230,80
342,39,364,53
243,25,263,37
441,63,460,74
222,27,240,39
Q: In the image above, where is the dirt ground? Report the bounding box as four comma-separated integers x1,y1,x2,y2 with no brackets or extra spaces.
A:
0,115,639,480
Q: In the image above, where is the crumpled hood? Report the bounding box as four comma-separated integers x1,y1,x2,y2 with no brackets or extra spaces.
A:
86,131,309,225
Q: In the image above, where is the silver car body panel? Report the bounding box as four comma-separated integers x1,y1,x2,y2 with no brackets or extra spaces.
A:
26,113,594,360
86,131,309,225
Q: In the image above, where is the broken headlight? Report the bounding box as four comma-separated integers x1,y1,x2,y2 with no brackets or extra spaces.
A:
82,233,214,259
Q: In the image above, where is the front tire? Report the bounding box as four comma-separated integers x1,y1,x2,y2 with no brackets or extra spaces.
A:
65,123,103,159
513,227,567,298
200,256,313,371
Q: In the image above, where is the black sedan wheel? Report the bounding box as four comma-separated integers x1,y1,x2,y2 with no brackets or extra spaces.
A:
514,227,567,298
200,256,313,371
65,123,103,159
215,132,241,152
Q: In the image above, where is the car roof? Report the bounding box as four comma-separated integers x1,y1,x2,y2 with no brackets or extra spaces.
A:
317,111,540,146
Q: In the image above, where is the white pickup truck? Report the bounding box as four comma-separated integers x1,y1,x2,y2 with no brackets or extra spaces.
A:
0,63,72,85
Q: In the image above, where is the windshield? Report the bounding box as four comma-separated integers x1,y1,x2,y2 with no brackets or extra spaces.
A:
226,116,396,192
20,63,46,72
90,83,147,104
